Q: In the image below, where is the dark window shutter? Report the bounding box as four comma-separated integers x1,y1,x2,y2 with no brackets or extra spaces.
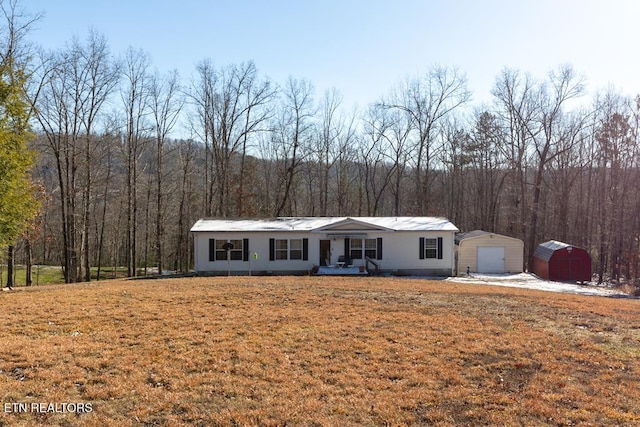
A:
269,238,275,261
209,239,215,262
344,238,350,257
377,237,383,260
437,237,443,260
243,238,249,261
419,237,425,260
303,238,309,261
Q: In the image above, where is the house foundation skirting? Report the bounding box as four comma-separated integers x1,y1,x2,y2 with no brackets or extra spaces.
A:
195,268,453,277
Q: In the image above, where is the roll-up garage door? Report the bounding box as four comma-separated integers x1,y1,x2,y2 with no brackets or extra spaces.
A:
477,247,505,273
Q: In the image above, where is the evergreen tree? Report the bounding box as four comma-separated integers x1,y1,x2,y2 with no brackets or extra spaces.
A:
0,44,38,252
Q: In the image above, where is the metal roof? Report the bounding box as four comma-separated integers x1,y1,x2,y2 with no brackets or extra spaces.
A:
455,230,492,244
455,230,523,245
190,217,459,233
533,240,581,262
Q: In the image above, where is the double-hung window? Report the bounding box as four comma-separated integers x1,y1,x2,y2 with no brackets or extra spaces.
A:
209,238,247,261
424,238,438,259
271,238,308,261
275,239,288,260
419,237,443,260
350,239,363,259
349,238,379,260
216,239,243,261
289,239,303,260
364,238,377,259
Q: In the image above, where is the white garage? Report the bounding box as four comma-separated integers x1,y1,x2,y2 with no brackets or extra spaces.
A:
455,230,523,275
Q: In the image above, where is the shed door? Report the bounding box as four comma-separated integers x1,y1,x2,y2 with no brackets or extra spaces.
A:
556,258,585,282
477,247,505,273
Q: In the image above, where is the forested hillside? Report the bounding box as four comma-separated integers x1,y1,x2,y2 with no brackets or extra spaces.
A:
2,8,639,285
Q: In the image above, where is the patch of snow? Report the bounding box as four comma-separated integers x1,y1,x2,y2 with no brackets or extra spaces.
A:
446,272,628,297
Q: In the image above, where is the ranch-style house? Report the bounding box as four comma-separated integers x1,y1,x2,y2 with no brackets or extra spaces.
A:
191,217,459,276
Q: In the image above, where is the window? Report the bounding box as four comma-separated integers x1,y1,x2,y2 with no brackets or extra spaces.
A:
424,238,438,259
420,237,443,260
365,238,377,259
275,239,303,260
216,239,243,261
290,239,303,260
350,238,378,259
275,239,288,260
270,238,308,261
350,239,363,259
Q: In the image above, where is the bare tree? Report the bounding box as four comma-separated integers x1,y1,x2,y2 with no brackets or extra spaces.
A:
359,104,396,215
190,60,275,217
94,129,118,280
272,77,315,216
150,69,182,274
381,66,471,214
120,47,151,277
33,31,118,282
593,92,636,283
386,109,412,216
491,68,538,244
546,118,590,244
492,66,585,269
234,64,276,216
174,138,199,272
0,0,41,74
526,66,585,269
190,59,216,215
313,88,342,215
79,31,119,282
440,120,469,226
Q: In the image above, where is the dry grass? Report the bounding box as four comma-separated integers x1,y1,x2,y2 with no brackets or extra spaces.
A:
0,276,639,426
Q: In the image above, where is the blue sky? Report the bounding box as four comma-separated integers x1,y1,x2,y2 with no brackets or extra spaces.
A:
26,0,640,109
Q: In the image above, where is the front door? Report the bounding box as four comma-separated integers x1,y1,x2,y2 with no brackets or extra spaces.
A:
319,240,331,266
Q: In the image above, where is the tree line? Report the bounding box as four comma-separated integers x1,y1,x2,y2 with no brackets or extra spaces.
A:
2,3,639,286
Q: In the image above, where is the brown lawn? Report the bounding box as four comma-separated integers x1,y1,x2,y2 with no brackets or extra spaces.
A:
0,276,639,426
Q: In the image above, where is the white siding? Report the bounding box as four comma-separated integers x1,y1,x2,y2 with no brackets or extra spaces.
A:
378,231,454,274
456,234,523,274
194,230,456,275
194,232,317,274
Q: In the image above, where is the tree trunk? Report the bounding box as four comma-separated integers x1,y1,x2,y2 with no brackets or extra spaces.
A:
96,149,112,281
25,240,32,286
156,140,163,275
143,172,152,275
83,133,92,282
527,161,546,270
6,245,14,289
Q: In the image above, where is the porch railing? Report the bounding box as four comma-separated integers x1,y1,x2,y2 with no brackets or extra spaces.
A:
365,257,381,275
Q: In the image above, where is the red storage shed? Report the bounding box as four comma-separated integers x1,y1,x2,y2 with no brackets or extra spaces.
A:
532,240,591,283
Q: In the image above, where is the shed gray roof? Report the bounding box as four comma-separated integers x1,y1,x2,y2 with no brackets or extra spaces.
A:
191,217,459,233
533,240,582,262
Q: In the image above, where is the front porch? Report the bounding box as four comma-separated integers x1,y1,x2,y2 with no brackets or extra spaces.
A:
315,266,369,275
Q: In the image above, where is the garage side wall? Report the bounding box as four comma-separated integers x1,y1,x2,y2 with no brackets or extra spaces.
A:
457,235,524,274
